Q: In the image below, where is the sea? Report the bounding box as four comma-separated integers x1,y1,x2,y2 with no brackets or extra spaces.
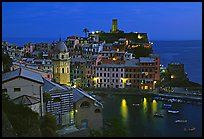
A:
3,38,202,85
101,95,202,137
152,40,202,85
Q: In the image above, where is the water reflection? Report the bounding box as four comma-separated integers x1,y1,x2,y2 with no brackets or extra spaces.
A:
143,97,147,112
121,99,128,123
152,99,157,114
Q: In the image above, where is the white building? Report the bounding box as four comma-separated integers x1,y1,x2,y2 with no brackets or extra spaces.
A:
2,68,44,116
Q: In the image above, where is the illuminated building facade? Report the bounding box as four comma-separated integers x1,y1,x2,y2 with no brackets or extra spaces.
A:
94,55,160,90
53,37,71,85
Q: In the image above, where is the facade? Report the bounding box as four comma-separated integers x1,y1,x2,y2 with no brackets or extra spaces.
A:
43,78,74,125
72,88,103,131
94,55,160,90
24,43,35,55
95,64,125,88
53,38,71,85
2,68,44,116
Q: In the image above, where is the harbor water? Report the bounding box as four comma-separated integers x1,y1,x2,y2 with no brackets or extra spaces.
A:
101,94,202,137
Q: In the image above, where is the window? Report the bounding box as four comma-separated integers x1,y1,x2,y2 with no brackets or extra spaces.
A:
112,73,114,77
2,89,7,93
14,88,21,92
80,101,91,108
116,74,118,77
62,68,64,73
95,109,101,113
121,74,123,77
53,97,61,102
104,73,106,77
62,55,64,59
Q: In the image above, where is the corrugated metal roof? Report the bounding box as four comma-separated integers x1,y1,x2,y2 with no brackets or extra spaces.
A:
2,68,44,84
43,78,67,92
72,88,103,108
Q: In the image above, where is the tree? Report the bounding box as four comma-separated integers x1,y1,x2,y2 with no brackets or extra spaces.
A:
2,53,12,73
40,112,57,137
41,127,56,137
83,28,89,37
43,92,52,111
2,93,41,137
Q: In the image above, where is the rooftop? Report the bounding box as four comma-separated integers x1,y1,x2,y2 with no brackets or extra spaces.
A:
2,68,44,84
139,57,155,63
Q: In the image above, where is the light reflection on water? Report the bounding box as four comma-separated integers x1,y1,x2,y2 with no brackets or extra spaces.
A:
152,99,157,114
120,99,128,123
143,97,147,112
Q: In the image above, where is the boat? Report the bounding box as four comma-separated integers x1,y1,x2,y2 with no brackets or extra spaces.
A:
184,127,196,132
132,103,140,106
162,104,172,109
154,113,164,117
175,120,187,123
168,110,179,114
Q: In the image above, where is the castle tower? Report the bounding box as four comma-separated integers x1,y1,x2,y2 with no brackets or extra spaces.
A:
111,19,118,33
53,37,71,85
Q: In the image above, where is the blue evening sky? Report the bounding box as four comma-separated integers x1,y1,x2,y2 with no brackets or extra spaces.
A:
2,2,202,41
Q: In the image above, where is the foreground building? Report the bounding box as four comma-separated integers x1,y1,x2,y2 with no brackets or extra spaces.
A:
2,68,44,116
72,88,103,131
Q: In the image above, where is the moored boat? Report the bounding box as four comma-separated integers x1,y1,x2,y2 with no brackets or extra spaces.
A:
168,110,179,114
162,104,172,109
184,127,196,132
154,113,164,117
175,119,187,123
132,103,140,106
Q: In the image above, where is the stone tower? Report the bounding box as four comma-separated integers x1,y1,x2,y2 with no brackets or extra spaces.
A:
111,19,118,33
53,37,71,85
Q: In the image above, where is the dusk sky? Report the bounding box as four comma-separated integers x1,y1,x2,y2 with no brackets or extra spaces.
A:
2,2,202,41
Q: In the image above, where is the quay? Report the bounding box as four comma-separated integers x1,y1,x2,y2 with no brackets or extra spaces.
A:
89,87,202,102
